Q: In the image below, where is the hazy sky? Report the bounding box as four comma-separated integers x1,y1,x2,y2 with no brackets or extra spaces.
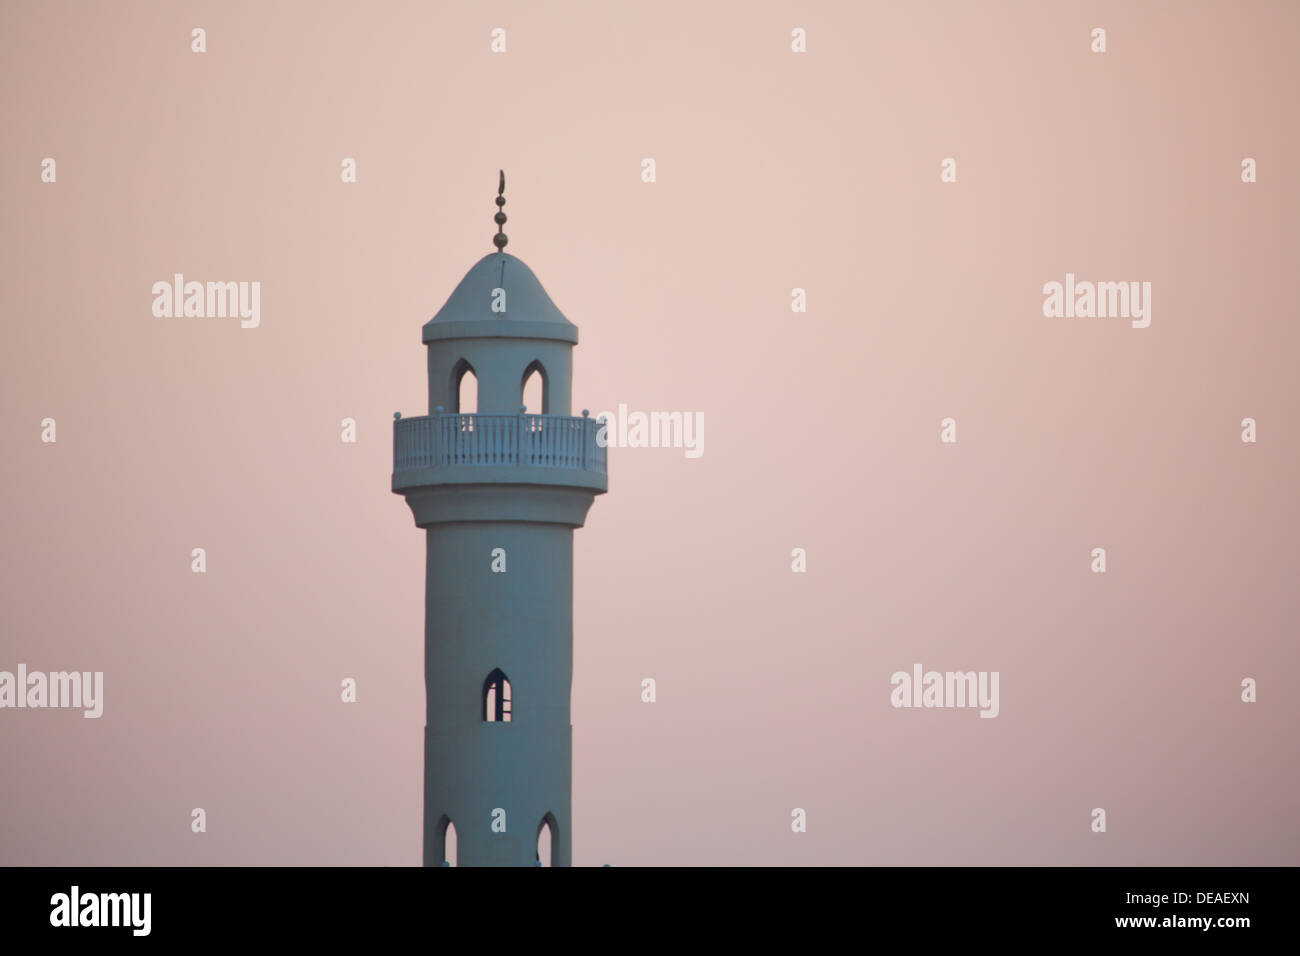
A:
1,0,1297,865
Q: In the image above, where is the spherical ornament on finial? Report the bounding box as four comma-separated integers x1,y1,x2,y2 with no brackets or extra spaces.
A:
493,169,509,252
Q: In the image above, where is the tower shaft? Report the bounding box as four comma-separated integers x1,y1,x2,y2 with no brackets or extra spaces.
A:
422,518,574,866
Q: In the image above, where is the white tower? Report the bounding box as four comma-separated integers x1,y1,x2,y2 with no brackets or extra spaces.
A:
392,174,606,866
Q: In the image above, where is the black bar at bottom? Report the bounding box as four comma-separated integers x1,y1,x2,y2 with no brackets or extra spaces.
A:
0,865,1284,942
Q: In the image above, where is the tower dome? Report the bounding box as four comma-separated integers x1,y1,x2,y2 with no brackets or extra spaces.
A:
422,254,578,344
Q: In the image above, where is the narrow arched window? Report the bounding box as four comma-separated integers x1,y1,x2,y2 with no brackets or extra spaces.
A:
483,669,512,722
452,359,477,414
536,813,557,867
435,815,458,867
521,360,547,413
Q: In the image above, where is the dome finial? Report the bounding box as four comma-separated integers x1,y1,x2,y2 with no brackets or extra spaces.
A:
493,170,508,252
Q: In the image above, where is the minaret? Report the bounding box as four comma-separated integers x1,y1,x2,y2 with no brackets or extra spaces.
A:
392,173,607,866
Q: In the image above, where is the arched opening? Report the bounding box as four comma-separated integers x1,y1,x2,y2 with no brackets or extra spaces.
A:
483,669,512,723
451,359,477,414
521,360,548,414
436,815,458,867
536,813,557,867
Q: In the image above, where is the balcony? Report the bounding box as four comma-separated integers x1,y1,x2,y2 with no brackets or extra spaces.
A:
392,412,607,494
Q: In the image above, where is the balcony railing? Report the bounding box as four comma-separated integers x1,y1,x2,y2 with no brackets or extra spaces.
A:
394,411,607,476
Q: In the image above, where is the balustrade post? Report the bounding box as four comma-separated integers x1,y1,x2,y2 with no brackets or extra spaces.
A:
517,406,527,466
581,409,589,469
434,406,445,467
393,412,402,469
